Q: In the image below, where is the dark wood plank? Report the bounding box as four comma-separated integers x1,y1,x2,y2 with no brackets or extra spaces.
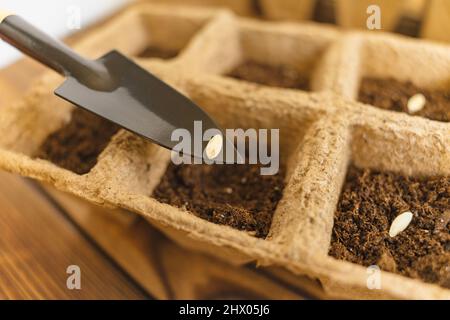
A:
0,171,148,299
39,184,172,299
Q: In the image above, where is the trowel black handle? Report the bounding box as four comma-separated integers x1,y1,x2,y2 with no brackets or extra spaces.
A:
0,12,111,89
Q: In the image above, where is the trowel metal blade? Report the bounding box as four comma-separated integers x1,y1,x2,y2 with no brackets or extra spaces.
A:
55,50,222,160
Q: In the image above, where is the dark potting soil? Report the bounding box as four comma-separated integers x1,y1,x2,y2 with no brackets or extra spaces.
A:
330,164,450,289
228,60,310,91
312,0,336,24
358,77,450,122
35,109,121,175
138,46,179,59
152,163,286,238
394,15,422,38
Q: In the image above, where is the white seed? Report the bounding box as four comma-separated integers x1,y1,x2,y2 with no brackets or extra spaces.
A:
407,93,426,114
224,187,233,194
389,211,413,237
205,134,223,160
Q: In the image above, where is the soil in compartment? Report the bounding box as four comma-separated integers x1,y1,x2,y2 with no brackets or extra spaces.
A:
330,164,450,289
35,109,121,175
138,45,180,59
358,77,450,122
394,16,422,38
228,60,310,91
312,0,336,24
152,163,286,238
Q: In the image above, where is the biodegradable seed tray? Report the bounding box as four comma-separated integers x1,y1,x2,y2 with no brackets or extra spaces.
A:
0,3,449,300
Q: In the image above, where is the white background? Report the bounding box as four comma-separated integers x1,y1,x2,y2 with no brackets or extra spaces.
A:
0,0,131,68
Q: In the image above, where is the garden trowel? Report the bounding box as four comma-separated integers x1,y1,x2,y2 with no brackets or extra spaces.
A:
0,11,236,161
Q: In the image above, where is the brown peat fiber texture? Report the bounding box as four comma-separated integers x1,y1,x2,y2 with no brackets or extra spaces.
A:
358,78,450,122
138,46,180,59
228,60,310,91
330,165,450,289
153,163,286,238
35,109,121,175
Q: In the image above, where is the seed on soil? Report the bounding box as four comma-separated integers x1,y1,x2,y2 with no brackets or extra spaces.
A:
224,187,233,194
407,93,426,114
205,134,223,160
389,211,413,237
358,78,450,122
330,165,450,289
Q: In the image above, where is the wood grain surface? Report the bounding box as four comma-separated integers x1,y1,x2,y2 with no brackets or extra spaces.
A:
0,172,148,299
